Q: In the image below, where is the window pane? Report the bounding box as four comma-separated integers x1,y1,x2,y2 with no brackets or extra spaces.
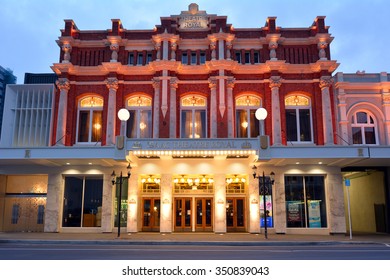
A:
78,111,90,142
285,109,297,142
235,52,241,63
63,177,83,227
364,127,376,144
254,52,260,63
139,110,152,138
200,52,206,64
195,110,206,138
285,176,306,228
245,51,250,64
236,110,248,138
356,112,367,123
83,177,103,227
305,176,327,228
127,110,137,138
352,127,362,144
91,111,102,142
182,53,188,64
146,53,152,63
299,109,311,141
137,53,143,65
128,53,134,65
191,52,197,64
249,109,260,138
181,110,191,138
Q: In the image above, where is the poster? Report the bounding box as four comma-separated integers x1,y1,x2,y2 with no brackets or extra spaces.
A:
260,195,273,227
287,201,301,222
308,200,321,227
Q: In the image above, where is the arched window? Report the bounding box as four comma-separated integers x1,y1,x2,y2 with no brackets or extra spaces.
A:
126,95,152,138
351,111,377,145
285,95,313,143
180,95,207,138
77,96,103,143
235,95,261,138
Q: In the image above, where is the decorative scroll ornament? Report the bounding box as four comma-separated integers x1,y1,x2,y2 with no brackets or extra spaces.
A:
319,77,333,89
56,78,70,91
105,77,119,90
269,76,282,89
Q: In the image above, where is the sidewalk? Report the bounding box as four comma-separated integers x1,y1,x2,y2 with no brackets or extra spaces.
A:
1,231,389,246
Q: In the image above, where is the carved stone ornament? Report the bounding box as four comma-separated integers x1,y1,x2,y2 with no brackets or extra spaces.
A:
319,77,333,89
269,77,282,89
208,77,217,89
152,78,160,89
227,77,236,89
170,77,179,89
105,78,119,90
62,43,72,62
56,79,70,91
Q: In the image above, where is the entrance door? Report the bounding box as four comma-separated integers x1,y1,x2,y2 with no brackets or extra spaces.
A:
142,198,160,232
196,198,213,232
174,198,192,231
226,198,245,232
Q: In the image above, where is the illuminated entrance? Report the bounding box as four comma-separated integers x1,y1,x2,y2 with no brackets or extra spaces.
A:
226,198,245,232
174,197,213,232
142,198,160,231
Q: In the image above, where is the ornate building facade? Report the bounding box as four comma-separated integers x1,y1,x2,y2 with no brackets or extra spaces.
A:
0,4,389,235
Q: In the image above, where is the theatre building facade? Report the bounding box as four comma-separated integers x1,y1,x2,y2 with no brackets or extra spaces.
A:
1,4,389,235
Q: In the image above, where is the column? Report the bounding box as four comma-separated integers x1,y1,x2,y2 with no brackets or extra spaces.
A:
102,173,115,233
55,78,70,145
270,76,282,145
327,170,347,234
160,174,173,233
248,174,260,233
226,77,235,138
152,78,160,138
44,173,62,233
337,89,349,145
127,172,138,233
209,77,217,138
169,78,178,138
214,174,226,233
382,89,390,145
320,77,335,145
105,78,119,145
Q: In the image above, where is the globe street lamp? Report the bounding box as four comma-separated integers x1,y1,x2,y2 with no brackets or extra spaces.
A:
252,166,275,239
116,108,130,149
111,163,131,238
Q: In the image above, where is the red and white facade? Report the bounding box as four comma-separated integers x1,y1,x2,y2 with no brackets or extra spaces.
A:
0,4,389,235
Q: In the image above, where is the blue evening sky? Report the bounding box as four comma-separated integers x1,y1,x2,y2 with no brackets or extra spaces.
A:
0,0,389,82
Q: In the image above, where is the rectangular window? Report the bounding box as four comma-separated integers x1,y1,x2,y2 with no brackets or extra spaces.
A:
91,111,102,142
78,111,90,142
244,51,250,64
254,51,260,63
128,53,134,65
137,53,143,65
286,109,312,142
181,110,206,138
181,53,188,64
191,52,197,65
127,110,152,138
200,52,206,64
62,176,103,227
235,51,241,63
146,52,153,64
285,175,327,228
299,109,311,141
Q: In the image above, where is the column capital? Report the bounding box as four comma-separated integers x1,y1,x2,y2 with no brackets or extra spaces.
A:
170,77,179,89
105,77,119,90
319,76,333,89
56,78,70,91
227,77,236,89
152,77,160,89
269,76,282,89
208,77,217,89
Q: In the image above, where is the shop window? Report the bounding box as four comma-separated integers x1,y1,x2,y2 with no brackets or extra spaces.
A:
77,96,103,143
351,111,377,145
285,175,327,228
126,95,152,138
62,176,103,227
180,95,207,138
235,95,261,138
285,95,313,143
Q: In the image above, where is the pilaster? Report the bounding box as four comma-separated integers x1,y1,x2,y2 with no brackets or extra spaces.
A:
214,173,226,233
160,174,173,233
105,78,119,145
55,78,70,146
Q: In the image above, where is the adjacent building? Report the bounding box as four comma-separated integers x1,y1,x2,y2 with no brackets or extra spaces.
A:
0,66,17,140
0,4,389,235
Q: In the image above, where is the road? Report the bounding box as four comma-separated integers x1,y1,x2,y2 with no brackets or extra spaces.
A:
1,243,390,260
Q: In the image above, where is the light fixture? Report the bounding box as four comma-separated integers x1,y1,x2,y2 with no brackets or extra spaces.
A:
117,108,130,121
255,107,268,121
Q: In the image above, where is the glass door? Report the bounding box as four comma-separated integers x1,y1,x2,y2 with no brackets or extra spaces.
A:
196,198,213,232
226,198,245,232
174,198,192,231
142,198,160,232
